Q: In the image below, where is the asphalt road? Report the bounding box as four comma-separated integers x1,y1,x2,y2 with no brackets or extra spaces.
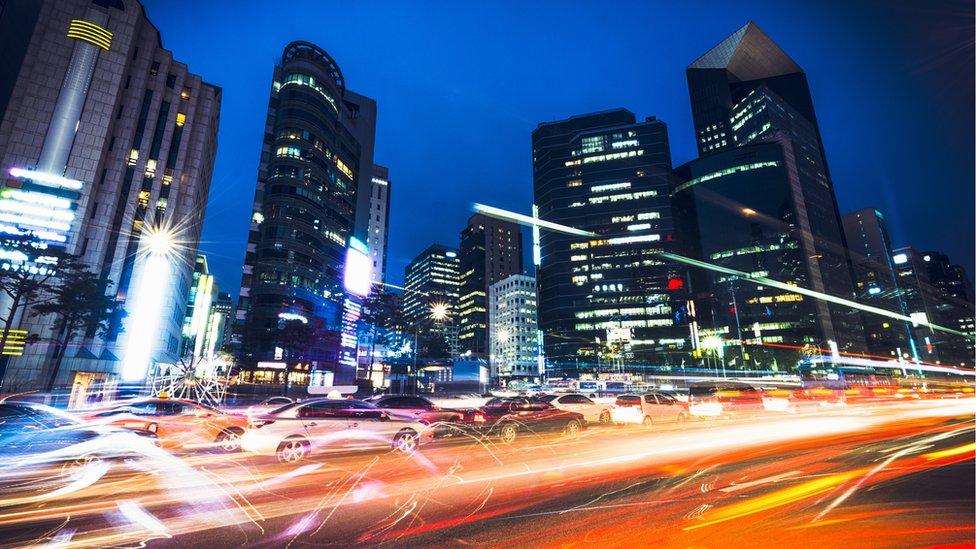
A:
2,399,973,548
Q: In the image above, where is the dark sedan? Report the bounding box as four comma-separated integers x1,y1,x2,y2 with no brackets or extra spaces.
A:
478,397,585,443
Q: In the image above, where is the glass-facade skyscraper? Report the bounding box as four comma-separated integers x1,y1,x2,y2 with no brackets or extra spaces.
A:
682,22,865,356
457,214,523,357
235,42,375,384
532,110,689,376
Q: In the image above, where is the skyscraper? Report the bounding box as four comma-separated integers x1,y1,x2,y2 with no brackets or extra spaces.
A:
683,22,865,355
0,0,220,393
488,274,540,381
457,214,523,357
235,41,375,384
403,244,460,357
182,254,217,359
532,110,689,375
892,247,974,366
367,164,391,284
842,208,912,358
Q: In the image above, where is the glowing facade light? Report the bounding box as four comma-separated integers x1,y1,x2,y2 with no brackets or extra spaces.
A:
430,302,450,321
278,312,308,324
120,227,178,381
892,253,908,265
343,237,372,298
8,167,83,190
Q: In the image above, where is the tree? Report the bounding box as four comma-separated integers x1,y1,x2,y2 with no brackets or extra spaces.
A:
32,266,115,392
0,251,85,388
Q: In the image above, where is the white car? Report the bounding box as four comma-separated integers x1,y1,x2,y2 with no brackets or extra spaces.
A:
612,393,690,426
245,396,296,416
538,393,613,424
240,399,433,463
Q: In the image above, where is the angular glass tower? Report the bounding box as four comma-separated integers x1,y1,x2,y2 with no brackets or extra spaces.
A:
684,22,865,354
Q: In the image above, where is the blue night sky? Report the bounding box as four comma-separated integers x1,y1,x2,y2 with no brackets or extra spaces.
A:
142,0,974,297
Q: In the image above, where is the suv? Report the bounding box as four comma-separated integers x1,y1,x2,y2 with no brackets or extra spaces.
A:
612,392,689,427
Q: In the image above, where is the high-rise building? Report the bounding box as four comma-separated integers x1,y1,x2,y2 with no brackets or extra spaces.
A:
842,209,912,358
235,41,375,384
457,214,523,357
403,243,460,359
366,164,390,284
202,291,232,361
182,254,217,358
683,22,865,355
532,110,689,375
892,247,974,366
0,0,220,393
488,274,540,381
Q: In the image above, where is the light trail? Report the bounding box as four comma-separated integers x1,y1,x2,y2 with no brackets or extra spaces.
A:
472,203,974,340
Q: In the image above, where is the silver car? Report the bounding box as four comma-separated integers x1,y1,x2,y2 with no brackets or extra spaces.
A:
240,399,433,463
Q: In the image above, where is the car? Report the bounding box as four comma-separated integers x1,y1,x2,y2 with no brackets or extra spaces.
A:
82,398,250,452
0,401,158,497
538,393,613,424
687,381,765,418
365,394,485,437
612,392,689,427
478,397,585,444
241,398,433,463
246,396,296,416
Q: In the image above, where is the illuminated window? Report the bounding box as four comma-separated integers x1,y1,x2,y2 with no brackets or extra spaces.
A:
175,112,186,127
276,146,301,158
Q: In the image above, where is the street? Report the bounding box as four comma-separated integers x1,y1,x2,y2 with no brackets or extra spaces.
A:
2,399,972,548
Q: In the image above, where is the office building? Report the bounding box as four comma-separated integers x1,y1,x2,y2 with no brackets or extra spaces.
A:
235,41,375,384
367,164,390,284
683,22,865,355
457,214,523,357
202,291,232,361
488,274,540,381
182,254,217,359
892,247,974,366
403,244,460,357
842,209,912,358
0,0,220,392
532,110,689,375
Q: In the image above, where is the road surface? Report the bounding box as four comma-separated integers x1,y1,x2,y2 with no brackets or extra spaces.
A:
1,399,973,547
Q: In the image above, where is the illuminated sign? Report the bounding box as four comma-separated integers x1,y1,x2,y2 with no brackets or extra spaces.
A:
1,329,27,356
67,19,113,50
343,238,372,298
892,253,908,265
257,361,287,370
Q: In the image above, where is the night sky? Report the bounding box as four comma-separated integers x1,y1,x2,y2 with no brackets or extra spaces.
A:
142,0,974,298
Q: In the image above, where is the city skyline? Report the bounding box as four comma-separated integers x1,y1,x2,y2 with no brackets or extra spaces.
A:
143,0,975,296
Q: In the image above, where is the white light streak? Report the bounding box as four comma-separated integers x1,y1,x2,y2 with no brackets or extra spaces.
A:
8,167,84,190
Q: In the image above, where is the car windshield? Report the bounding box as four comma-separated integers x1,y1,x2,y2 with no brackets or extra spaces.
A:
689,385,718,396
537,395,557,402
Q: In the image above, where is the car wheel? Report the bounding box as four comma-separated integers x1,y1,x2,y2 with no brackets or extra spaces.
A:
599,410,611,424
564,419,582,436
60,454,101,479
276,437,310,463
642,416,653,429
499,423,518,444
393,430,419,454
215,428,243,453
